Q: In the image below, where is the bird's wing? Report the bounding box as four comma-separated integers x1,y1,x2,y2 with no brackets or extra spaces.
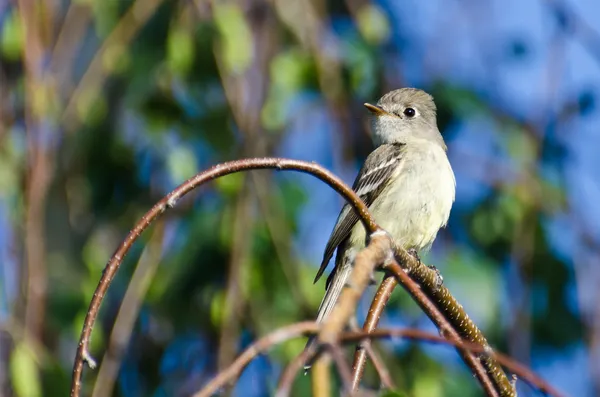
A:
313,143,406,284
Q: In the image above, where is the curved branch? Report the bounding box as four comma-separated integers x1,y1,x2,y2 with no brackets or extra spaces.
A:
337,233,501,396
90,224,165,397
70,158,377,397
343,328,565,397
384,259,500,396
193,321,565,397
388,249,515,396
351,274,398,389
276,344,314,397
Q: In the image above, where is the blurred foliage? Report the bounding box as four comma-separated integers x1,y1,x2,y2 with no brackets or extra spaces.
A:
0,0,598,396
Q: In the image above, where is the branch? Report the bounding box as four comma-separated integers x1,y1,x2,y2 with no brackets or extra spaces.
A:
384,258,501,396
276,344,315,397
192,321,565,397
343,328,565,397
351,274,398,389
71,157,512,397
90,224,165,397
318,232,392,345
70,158,376,397
389,248,514,396
320,229,502,396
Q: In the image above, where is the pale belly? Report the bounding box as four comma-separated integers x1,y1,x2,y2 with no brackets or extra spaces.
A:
348,144,455,251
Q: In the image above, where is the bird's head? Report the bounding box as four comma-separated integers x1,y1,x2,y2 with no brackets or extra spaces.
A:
365,88,446,150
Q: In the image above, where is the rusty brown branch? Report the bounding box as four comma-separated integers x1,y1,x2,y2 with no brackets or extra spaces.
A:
90,224,165,397
351,274,397,389
18,0,54,354
384,259,501,397
276,344,315,397
70,158,376,397
360,340,395,390
195,322,317,397
343,328,566,397
192,321,564,397
318,233,392,344
60,0,164,131
320,230,500,396
217,179,253,373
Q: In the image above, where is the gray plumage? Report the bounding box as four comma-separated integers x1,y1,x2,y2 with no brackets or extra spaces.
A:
305,88,456,367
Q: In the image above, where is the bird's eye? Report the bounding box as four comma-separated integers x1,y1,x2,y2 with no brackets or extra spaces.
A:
403,107,416,117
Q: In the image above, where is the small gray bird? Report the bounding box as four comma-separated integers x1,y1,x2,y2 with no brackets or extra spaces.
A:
305,88,455,363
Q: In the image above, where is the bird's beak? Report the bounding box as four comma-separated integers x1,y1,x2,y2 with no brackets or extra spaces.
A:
364,103,389,116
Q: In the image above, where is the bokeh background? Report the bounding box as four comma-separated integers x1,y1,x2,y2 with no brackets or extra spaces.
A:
1,0,599,396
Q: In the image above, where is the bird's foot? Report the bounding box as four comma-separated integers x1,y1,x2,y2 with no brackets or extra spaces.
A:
407,248,421,264
427,265,444,291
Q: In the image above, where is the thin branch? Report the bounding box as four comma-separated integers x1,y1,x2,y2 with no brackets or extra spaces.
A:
351,274,397,389
382,259,500,397
194,322,318,397
343,328,566,397
217,179,253,373
360,341,395,390
90,224,165,397
60,0,164,131
70,158,376,397
320,230,500,396
318,232,392,345
311,353,332,397
18,0,54,365
276,345,315,397
192,321,565,397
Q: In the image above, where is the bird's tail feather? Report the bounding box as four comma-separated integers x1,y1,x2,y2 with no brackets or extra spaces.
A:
303,260,353,370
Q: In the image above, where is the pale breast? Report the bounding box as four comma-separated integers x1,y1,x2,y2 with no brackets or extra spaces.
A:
349,142,455,251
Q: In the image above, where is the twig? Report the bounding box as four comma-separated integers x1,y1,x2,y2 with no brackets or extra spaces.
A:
392,245,521,397
351,274,397,389
194,322,318,397
311,354,332,397
318,232,391,345
328,343,354,393
191,321,565,397
60,0,164,131
276,346,315,397
90,224,165,397
70,158,376,397
384,259,501,397
342,328,566,397
18,0,54,360
217,179,253,374
360,341,395,390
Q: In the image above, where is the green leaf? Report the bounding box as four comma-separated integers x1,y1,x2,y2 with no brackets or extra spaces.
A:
413,372,443,397
210,289,226,326
10,342,41,397
76,87,108,127
102,43,130,75
167,145,197,182
270,50,311,94
504,124,537,166
214,173,245,197
91,0,119,37
1,10,23,61
213,4,253,73
167,26,195,76
356,4,391,44
445,249,500,326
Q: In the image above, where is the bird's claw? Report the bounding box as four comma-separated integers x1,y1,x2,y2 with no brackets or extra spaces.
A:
407,248,421,263
428,264,444,290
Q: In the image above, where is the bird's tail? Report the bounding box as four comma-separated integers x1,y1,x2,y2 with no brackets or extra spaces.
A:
303,259,353,371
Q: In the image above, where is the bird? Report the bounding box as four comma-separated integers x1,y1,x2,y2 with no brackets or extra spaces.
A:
305,88,455,366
